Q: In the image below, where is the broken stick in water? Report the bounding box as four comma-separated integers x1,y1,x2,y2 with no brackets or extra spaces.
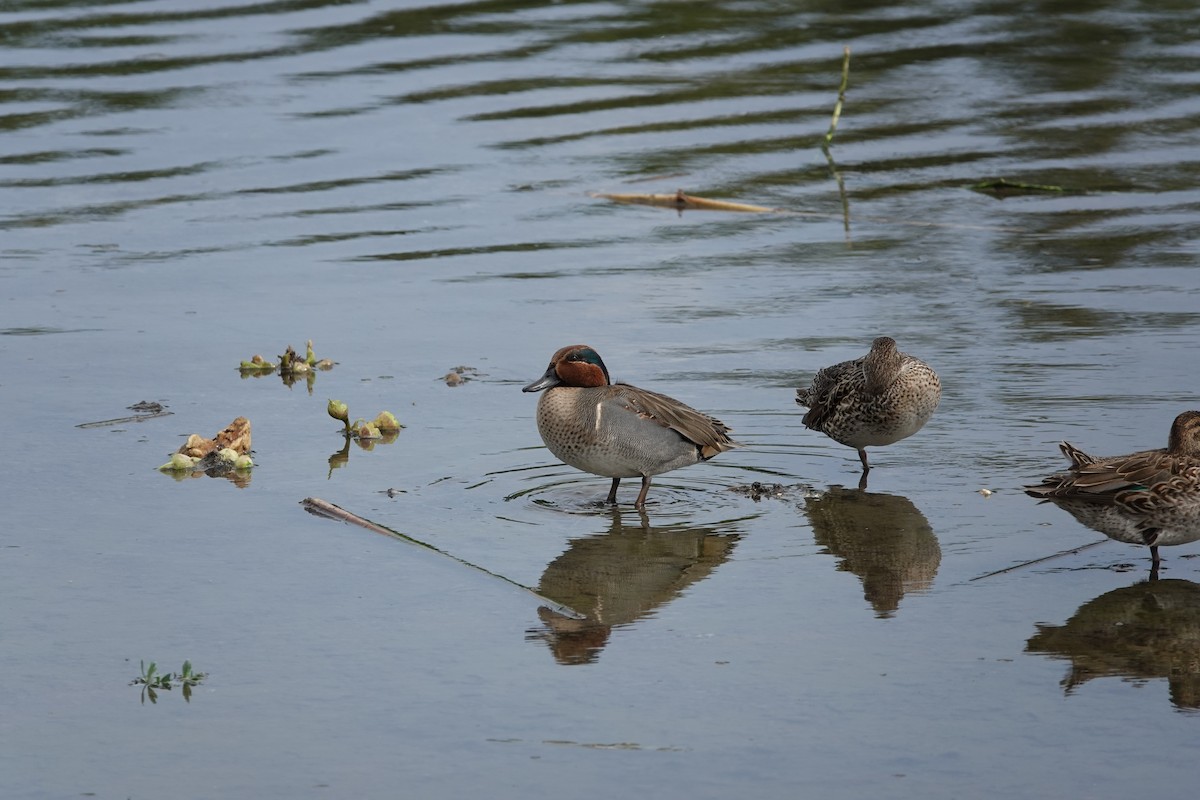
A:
301,497,584,619
590,189,781,213
968,539,1108,582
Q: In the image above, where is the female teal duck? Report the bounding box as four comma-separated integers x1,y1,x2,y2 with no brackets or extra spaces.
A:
1024,410,1200,567
522,345,740,508
795,336,941,472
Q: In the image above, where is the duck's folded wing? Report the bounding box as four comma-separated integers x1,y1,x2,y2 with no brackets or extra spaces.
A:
797,360,860,430
1116,466,1200,513
1068,450,1189,494
612,384,739,456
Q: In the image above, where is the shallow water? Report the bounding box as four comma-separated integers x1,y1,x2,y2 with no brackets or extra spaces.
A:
3,1,1200,797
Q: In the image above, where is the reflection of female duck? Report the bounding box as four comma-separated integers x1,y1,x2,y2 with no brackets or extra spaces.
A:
1025,411,1200,568
1026,579,1200,710
802,486,940,617
529,511,741,664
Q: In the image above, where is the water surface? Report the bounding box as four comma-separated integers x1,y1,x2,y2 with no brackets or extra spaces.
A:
3,1,1200,798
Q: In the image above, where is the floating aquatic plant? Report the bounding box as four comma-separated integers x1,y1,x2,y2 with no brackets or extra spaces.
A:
157,418,253,484
130,660,208,704
240,339,334,393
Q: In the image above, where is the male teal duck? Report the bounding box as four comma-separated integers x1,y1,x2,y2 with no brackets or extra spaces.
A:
1024,410,1200,567
795,336,941,472
522,344,740,508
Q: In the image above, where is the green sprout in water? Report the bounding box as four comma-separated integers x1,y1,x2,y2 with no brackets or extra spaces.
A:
177,660,207,702
135,660,169,688
327,399,351,432
238,354,278,373
130,659,207,704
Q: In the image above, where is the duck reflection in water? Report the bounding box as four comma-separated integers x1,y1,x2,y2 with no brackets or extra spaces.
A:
527,509,742,665
1026,578,1200,711
803,485,940,618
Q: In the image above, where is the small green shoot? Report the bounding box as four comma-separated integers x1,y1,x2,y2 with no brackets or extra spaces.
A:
327,399,351,432
130,659,207,704
134,659,170,688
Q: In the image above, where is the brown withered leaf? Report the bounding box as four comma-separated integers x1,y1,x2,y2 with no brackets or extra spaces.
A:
214,416,252,455
175,417,251,458
177,434,216,458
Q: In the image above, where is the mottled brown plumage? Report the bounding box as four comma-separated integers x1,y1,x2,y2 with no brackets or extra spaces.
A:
1026,411,1200,498
1024,411,1200,566
795,336,941,471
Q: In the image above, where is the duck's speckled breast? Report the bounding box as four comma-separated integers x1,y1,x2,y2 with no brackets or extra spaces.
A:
827,360,941,448
536,386,701,478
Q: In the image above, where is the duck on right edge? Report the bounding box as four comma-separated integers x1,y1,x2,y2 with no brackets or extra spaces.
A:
1024,410,1200,568
795,336,941,472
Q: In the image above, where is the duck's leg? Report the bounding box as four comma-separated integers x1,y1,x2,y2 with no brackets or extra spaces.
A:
634,475,653,508
606,477,621,504
857,448,871,472
1150,544,1161,572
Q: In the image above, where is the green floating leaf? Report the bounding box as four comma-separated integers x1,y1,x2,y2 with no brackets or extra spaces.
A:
158,453,199,472
372,411,403,433
327,399,350,429
238,358,276,372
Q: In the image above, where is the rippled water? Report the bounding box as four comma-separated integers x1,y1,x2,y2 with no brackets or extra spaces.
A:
3,1,1200,798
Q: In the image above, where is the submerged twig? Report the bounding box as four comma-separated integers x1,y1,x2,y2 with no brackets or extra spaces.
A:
972,178,1069,198
76,410,173,429
301,497,584,619
968,539,1108,582
826,149,851,241
591,191,1017,232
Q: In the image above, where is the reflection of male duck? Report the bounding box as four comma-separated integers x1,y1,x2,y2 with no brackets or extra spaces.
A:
802,486,939,618
1026,579,1200,710
528,510,741,665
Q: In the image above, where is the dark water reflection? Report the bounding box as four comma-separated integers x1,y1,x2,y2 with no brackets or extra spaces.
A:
4,0,1195,248
528,509,741,664
1027,578,1200,712
803,485,940,617
327,430,401,475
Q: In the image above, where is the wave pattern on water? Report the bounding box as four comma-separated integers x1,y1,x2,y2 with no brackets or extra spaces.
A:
3,1,1198,265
